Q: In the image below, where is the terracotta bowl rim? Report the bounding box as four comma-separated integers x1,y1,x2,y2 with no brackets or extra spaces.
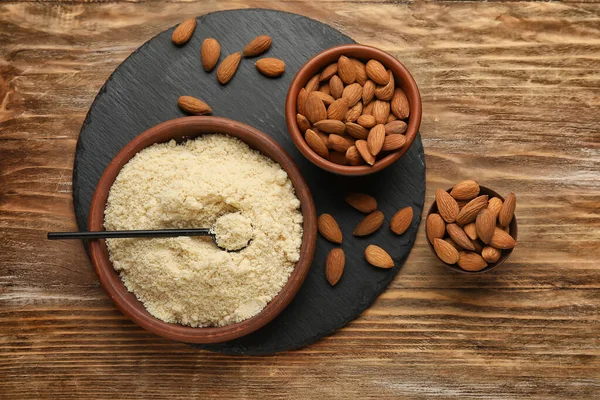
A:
88,116,317,343
285,43,422,176
426,186,518,274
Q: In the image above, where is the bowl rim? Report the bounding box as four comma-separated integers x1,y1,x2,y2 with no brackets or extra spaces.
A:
88,116,317,343
426,186,518,274
285,44,422,176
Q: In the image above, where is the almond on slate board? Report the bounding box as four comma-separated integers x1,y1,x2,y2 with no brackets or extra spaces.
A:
172,18,196,46
362,80,376,105
326,248,345,286
320,63,338,81
390,206,413,235
201,38,220,71
447,224,476,251
329,75,344,99
305,129,329,159
318,213,343,244
458,252,488,271
482,246,501,263
346,146,364,166
337,56,356,85
385,120,407,135
476,208,496,244
382,134,406,151
436,189,459,223
304,92,327,123
391,88,410,119
433,238,460,264
178,96,212,115
256,58,285,77
354,211,385,236
217,52,242,84
367,124,385,156
345,192,377,213
374,71,395,101
489,227,516,249
450,180,480,200
365,245,394,269
355,140,375,165
499,192,516,227
243,35,272,57
365,60,389,85
426,213,446,243
456,195,489,226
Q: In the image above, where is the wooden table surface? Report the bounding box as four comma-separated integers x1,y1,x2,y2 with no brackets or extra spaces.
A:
1,1,599,398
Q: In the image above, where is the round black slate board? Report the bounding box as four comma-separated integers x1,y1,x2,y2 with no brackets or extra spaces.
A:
73,8,426,355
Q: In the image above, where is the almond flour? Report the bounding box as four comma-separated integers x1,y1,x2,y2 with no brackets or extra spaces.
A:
104,134,303,327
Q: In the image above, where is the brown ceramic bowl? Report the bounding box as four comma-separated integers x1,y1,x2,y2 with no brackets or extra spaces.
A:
285,44,422,176
88,116,317,343
426,186,518,274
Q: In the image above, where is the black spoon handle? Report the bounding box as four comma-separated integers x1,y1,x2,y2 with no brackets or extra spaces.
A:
47,228,213,240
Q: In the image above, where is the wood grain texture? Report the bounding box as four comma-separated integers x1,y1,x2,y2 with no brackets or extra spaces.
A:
1,1,599,399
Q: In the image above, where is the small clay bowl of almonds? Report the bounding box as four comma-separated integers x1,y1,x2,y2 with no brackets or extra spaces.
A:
285,44,422,176
425,180,518,274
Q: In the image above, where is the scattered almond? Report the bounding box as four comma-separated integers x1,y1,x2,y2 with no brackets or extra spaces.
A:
436,189,460,223
355,140,375,165
481,246,501,263
367,124,385,156
382,134,406,151
476,208,496,244
426,213,446,243
354,211,385,236
304,92,327,123
384,120,408,135
201,38,220,71
489,227,516,249
329,75,344,99
457,252,488,271
365,60,389,85
320,63,338,81
499,192,516,227
345,192,377,213
177,96,212,115
447,224,476,251
327,98,350,121
390,206,413,235
243,35,272,57
172,18,196,46
256,58,285,77
365,245,394,268
433,238,460,264
217,52,242,84
305,129,329,159
391,88,410,119
318,213,343,244
375,71,395,101
326,248,345,286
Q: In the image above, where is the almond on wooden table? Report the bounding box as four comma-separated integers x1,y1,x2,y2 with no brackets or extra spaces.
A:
499,192,516,227
426,213,446,243
345,192,377,213
447,223,476,251
172,18,196,46
433,238,460,264
320,63,338,81
217,52,242,84
326,248,345,286
337,55,356,84
367,124,385,156
391,88,410,119
365,59,389,85
355,140,375,165
201,38,220,71
450,180,480,201
346,146,364,166
382,134,406,151
456,195,489,226
351,58,368,85
304,92,327,123
384,120,407,135
305,129,329,159
243,35,272,57
390,206,413,235
178,96,212,115
436,189,459,223
327,98,349,121
354,211,385,236
345,122,369,140
256,58,285,77
365,245,394,268
329,75,344,99
458,252,488,271
318,213,343,244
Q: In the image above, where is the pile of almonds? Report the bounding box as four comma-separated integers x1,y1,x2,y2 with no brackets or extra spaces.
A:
318,193,414,286
296,55,410,166
171,19,285,114
427,180,517,272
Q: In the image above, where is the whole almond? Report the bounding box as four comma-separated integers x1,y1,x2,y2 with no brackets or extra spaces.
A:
315,129,329,147
346,146,365,166
355,140,375,165
178,96,212,115
318,213,342,244
296,113,311,133
391,88,410,119
357,115,376,128
354,211,384,236
305,74,320,92
314,119,346,135
384,120,408,135
328,134,353,152
172,18,196,46
305,129,329,159
201,38,220,71
488,197,503,218
338,55,356,85
327,98,349,121
390,206,413,235
386,114,398,123
345,192,377,213
365,245,394,269
482,246,501,263
436,189,460,223
256,58,285,77
326,248,345,286
313,91,335,106
375,71,395,101
382,134,406,151
342,83,363,107
329,151,347,165
367,124,385,156
450,180,480,200
470,238,484,253
489,227,516,249
445,237,463,251
476,208,496,244
426,213,446,243
345,122,369,140
304,92,327,123
433,238,460,264
362,80,376,105
217,52,242,84
365,60,389,85
345,102,363,122
463,222,478,240
243,35,272,57
351,58,368,85
372,100,391,124
499,192,516,227
319,83,331,96
329,75,344,99
447,224,476,251
297,88,308,115
456,195,489,225
320,63,338,81
458,252,488,271
362,101,375,116
457,199,470,209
